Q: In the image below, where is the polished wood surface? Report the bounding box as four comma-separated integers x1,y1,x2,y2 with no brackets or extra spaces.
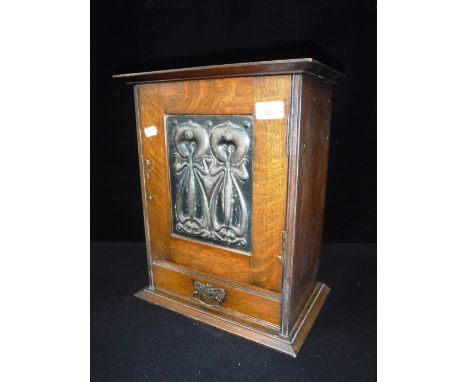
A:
282,74,333,335
114,58,344,84
153,261,281,325
290,75,332,328
251,76,290,291
135,85,172,262
135,281,329,357
135,76,290,292
170,236,252,284
123,59,341,356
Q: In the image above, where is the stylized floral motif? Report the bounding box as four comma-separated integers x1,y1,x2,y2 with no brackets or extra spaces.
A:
208,122,250,246
168,116,252,252
172,120,211,237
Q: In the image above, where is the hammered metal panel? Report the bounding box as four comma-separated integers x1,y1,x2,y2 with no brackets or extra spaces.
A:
166,115,253,253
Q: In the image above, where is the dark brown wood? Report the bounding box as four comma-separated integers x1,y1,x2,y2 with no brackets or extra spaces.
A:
121,59,341,356
282,74,333,335
153,260,281,325
135,281,329,357
281,74,302,335
114,58,344,84
134,87,155,288
135,76,290,292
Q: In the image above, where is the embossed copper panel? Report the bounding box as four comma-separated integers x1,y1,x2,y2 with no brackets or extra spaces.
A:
166,115,253,253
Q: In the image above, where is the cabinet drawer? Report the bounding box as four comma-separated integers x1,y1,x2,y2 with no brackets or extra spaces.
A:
153,261,281,326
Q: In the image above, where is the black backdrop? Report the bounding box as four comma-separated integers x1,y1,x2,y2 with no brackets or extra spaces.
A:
91,0,376,243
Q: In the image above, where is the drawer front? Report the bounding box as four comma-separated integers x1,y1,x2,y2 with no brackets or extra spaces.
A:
153,262,281,326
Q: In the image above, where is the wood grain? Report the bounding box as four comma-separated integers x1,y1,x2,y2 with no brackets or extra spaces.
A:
282,74,333,334
250,75,291,291
134,86,155,287
289,282,330,354
113,58,344,84
170,236,251,284
136,76,289,292
135,280,329,357
156,77,253,114
129,67,339,355
135,288,295,354
153,262,281,325
136,84,172,262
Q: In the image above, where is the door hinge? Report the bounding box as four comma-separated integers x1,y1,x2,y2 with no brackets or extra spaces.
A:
278,230,287,264
286,115,291,155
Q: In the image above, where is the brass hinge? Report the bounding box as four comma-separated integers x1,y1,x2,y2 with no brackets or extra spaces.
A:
286,115,291,155
278,230,287,264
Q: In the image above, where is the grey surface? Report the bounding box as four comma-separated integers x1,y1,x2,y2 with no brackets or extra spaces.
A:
91,242,376,382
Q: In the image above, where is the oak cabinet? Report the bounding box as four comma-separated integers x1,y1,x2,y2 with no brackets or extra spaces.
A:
114,58,343,356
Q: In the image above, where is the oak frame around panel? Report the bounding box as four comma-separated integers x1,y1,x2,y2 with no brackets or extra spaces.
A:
136,76,290,292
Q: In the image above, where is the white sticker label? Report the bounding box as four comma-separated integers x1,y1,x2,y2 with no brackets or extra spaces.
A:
144,125,158,137
255,101,284,120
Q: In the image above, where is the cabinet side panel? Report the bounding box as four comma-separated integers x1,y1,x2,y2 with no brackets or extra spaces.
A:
286,75,333,332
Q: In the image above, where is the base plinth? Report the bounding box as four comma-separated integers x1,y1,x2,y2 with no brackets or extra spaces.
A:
135,282,330,357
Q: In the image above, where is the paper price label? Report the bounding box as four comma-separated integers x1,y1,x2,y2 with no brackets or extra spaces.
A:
255,101,284,120
144,125,158,137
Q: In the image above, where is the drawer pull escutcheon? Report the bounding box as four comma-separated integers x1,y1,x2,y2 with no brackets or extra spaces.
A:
192,280,226,304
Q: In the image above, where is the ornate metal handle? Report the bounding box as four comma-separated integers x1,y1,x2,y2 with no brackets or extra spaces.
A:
192,280,226,304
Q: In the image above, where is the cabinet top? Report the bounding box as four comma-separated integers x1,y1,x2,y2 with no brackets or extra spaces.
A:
113,58,344,84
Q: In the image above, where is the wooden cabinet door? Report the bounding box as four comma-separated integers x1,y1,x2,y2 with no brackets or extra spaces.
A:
135,76,290,292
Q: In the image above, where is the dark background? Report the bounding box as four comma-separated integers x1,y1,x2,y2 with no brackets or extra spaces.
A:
92,242,376,381
91,1,376,381
91,0,376,243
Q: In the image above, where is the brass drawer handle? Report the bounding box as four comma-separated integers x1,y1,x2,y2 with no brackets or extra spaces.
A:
192,280,226,304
